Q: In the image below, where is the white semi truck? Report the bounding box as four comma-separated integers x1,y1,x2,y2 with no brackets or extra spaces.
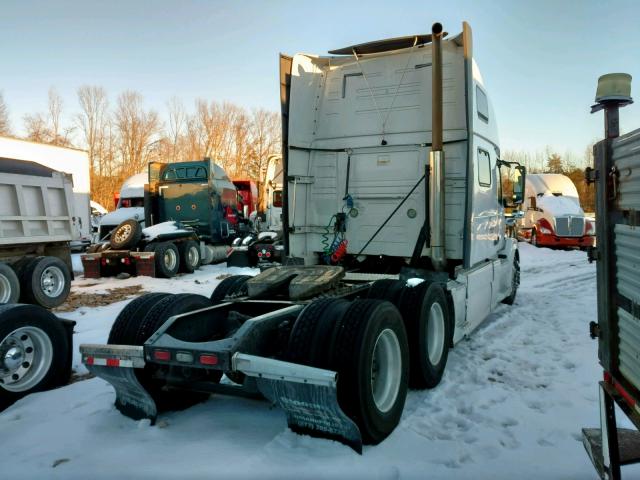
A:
96,172,146,241
518,173,595,249
78,22,525,451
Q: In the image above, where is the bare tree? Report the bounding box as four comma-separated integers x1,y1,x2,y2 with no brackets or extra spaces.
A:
114,91,161,176
76,85,109,175
0,91,11,136
23,88,74,146
48,87,64,143
166,96,186,161
23,112,50,143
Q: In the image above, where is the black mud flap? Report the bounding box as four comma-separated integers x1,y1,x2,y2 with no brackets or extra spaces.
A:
87,364,158,424
257,378,362,453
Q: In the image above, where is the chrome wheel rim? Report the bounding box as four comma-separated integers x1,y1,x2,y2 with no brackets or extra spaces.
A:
371,328,402,413
114,224,132,244
0,326,53,392
41,266,65,298
164,249,177,270
0,274,11,303
427,303,445,365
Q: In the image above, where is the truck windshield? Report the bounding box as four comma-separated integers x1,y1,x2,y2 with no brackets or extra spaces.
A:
162,166,208,181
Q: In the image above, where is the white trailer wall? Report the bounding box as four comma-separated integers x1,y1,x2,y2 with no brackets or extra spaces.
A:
0,137,90,242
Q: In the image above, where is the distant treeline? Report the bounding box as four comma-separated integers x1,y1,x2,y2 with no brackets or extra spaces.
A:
0,88,280,209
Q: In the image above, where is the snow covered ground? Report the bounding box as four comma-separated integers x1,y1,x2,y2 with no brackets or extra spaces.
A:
0,245,622,479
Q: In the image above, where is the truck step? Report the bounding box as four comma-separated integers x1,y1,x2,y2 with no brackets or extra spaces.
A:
582,428,640,478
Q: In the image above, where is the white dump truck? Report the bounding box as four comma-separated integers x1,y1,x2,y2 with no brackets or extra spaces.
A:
0,136,91,249
0,159,76,410
518,173,595,249
78,22,525,452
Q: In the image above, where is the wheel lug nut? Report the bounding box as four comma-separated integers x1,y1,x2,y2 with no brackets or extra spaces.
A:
22,362,30,368
25,347,33,354
12,374,19,380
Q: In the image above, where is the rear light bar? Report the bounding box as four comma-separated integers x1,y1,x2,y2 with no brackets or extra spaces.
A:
153,350,171,361
199,354,218,365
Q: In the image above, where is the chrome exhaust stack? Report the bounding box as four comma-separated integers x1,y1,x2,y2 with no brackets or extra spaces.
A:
430,22,447,270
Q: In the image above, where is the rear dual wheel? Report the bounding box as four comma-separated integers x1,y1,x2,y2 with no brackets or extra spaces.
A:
287,298,409,445
398,282,451,389
108,293,218,411
14,257,71,309
0,304,70,410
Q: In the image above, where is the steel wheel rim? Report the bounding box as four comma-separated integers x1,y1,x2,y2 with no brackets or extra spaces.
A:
371,328,402,413
114,224,132,244
188,246,199,267
41,266,65,298
164,249,177,270
0,326,53,392
427,302,445,365
0,274,11,303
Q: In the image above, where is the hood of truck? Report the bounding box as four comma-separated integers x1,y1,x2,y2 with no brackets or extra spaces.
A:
99,207,144,227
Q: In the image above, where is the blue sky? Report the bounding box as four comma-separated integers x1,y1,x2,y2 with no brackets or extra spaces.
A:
1,0,639,156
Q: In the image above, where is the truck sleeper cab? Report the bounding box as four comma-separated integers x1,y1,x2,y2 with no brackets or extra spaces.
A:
80,22,525,452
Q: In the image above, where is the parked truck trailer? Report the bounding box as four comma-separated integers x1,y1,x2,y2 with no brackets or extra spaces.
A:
582,74,640,479
79,22,525,451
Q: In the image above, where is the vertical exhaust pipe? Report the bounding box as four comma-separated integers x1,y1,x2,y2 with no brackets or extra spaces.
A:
430,22,447,270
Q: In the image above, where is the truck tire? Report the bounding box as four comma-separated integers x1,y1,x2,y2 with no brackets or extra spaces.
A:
134,294,221,411
210,275,252,304
107,292,171,344
19,256,71,309
328,299,409,444
178,240,201,274
109,219,142,250
366,279,404,306
399,282,451,389
502,251,520,306
286,298,350,369
154,242,180,278
0,304,70,410
0,263,20,304
143,243,157,253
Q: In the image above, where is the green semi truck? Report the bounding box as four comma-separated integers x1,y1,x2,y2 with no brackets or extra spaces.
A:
84,158,244,278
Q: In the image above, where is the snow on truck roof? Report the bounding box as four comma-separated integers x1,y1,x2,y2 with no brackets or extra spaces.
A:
119,172,147,198
526,174,579,198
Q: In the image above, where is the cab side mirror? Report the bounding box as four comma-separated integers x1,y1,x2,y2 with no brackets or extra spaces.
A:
497,160,526,208
512,165,526,205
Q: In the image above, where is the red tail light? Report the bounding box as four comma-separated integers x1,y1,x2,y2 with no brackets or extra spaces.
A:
101,258,107,266
199,354,218,365
257,252,263,258
153,350,171,361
